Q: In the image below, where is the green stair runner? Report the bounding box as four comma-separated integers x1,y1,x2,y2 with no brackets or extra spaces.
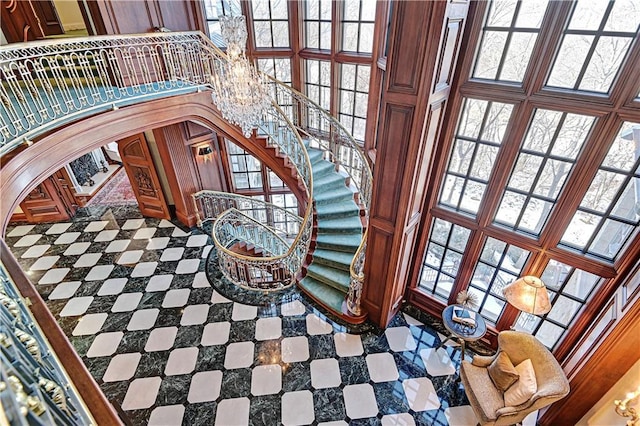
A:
298,146,363,315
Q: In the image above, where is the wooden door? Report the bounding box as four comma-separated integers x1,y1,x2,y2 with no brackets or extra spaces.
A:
118,133,171,219
31,1,63,36
52,168,78,217
19,178,71,223
1,0,45,42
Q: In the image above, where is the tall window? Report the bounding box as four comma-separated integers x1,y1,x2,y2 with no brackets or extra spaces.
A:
251,0,290,48
418,0,640,352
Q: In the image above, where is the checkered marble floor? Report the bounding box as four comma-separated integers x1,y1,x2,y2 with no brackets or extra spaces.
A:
6,205,538,425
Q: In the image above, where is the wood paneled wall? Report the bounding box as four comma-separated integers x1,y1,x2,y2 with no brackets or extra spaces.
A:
363,0,470,327
84,0,205,35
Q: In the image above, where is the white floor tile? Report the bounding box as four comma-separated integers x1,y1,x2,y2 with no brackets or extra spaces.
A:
171,227,191,237
59,296,94,317
94,230,119,242
83,221,108,232
437,332,460,347
21,245,50,258
131,261,157,278
111,292,142,312
403,313,424,327
192,271,210,288
15,234,42,247
45,223,71,235
149,405,185,426
180,304,210,325
116,250,143,265
63,242,91,256
145,327,178,352
343,384,379,419
105,239,130,253
402,378,440,412
282,336,309,363
366,352,400,383
74,253,102,268
160,247,184,262
48,281,82,300
86,332,124,358
97,278,128,296
381,413,416,426
133,227,156,239
38,268,70,285
201,322,231,346
306,314,333,335
334,333,364,357
84,265,114,281
147,237,170,250
103,353,141,382
188,371,223,403
211,290,231,304
8,225,35,237
122,218,145,230
310,358,341,389
162,289,190,308
54,232,80,245
201,245,213,258
176,259,200,274
146,274,174,292
121,377,161,410
385,327,418,352
255,317,282,341
444,405,478,426
29,256,59,271
281,300,306,316
251,364,282,396
215,398,249,426
224,342,255,369
72,313,108,336
232,303,257,321
165,347,199,376
318,422,348,426
281,390,315,426
186,234,208,247
158,219,175,228
127,308,159,331
420,347,456,377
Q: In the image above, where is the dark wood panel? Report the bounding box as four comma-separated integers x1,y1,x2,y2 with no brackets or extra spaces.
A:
1,0,44,42
362,229,392,323
31,0,63,35
387,1,430,94
434,17,464,92
371,104,414,224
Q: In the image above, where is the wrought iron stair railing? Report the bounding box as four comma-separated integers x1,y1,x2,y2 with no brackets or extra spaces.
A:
0,31,372,317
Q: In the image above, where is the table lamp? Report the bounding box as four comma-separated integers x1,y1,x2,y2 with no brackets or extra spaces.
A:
503,275,551,316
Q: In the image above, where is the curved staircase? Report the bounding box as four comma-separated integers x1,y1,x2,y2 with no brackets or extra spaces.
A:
299,146,364,318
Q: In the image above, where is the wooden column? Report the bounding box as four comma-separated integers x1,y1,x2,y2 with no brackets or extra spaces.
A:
363,0,470,327
154,123,201,227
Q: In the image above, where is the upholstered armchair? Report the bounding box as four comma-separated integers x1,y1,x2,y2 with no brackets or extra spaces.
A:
460,330,570,426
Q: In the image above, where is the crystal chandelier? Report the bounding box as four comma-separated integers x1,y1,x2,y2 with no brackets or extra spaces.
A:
211,16,271,137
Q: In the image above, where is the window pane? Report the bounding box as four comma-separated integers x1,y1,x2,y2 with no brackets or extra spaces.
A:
469,237,531,325
338,63,370,142
560,122,640,259
252,0,290,48
226,140,263,190
304,0,333,50
439,99,514,216
341,0,376,53
495,110,595,235
418,218,472,303
472,0,549,83
203,0,241,47
515,259,602,349
546,0,637,93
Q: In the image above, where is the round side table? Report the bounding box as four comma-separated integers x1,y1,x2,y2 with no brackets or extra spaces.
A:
438,304,487,361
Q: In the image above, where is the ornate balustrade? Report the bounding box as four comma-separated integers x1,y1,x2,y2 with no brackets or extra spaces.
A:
1,31,371,315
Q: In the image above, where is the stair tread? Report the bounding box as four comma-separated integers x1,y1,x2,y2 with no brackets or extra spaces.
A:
316,233,362,247
314,186,354,203
312,161,335,177
314,173,346,189
317,216,362,231
306,263,351,292
312,249,354,270
316,202,360,217
298,276,345,312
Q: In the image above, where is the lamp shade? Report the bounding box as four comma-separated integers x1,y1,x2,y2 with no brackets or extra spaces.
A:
503,276,551,315
198,146,213,156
